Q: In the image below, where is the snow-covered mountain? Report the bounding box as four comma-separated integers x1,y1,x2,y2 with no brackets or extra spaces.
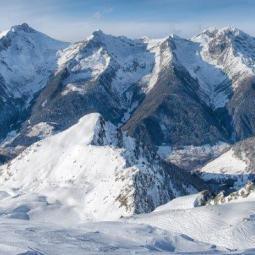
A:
1,23,255,254
0,23,68,141
0,113,204,221
0,23,68,99
3,25,255,154
193,27,255,92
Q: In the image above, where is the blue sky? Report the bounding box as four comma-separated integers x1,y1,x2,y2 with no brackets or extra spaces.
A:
0,0,254,41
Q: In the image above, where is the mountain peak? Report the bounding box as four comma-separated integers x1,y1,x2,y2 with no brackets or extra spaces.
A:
213,26,245,38
90,29,132,44
10,23,35,33
0,23,35,40
92,29,105,37
196,26,247,40
168,33,183,41
219,26,241,33
90,29,111,42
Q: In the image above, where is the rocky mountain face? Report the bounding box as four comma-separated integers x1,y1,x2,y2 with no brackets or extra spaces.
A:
1,24,255,218
194,27,255,141
0,24,68,142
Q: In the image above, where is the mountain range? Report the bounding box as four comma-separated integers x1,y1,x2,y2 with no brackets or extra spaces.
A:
1,23,255,254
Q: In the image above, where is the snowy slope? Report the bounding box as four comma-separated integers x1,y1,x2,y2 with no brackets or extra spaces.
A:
127,194,255,250
198,148,251,188
200,148,247,176
198,136,255,189
142,37,172,93
0,184,254,253
0,113,131,221
0,219,224,255
153,192,206,211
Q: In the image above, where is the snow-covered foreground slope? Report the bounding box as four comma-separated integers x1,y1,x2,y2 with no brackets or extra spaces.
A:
153,192,207,211
126,194,255,251
0,219,226,255
0,192,255,254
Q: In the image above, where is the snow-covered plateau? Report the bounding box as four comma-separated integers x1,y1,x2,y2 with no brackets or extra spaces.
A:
1,23,255,254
